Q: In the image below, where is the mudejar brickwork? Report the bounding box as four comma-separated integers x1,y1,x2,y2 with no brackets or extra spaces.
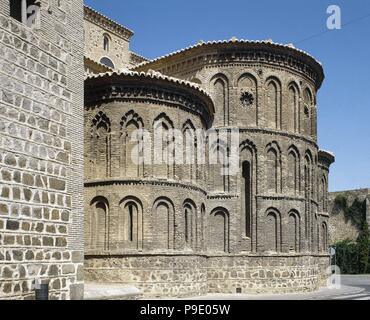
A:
0,1,347,300
83,31,335,296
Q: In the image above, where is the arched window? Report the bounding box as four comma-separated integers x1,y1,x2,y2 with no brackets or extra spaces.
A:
212,75,229,126
183,200,197,250
266,142,282,194
209,134,230,193
322,222,328,252
182,120,197,183
120,110,144,178
287,146,300,195
240,139,257,250
288,211,300,252
90,112,111,179
237,73,258,126
266,209,281,252
153,113,175,180
200,204,206,251
152,197,175,250
118,197,143,251
100,57,115,69
287,83,300,133
266,77,282,130
302,88,313,135
103,34,110,52
209,207,229,253
88,196,109,250
319,176,328,212
242,160,252,238
304,150,314,240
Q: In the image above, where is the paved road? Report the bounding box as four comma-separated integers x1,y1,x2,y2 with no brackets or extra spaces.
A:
331,275,370,300
185,275,370,301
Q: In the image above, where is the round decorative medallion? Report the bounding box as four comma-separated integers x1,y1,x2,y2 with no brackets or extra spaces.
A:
240,91,254,108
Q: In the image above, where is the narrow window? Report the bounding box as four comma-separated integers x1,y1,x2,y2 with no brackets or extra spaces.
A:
185,208,189,243
128,205,133,242
242,161,251,238
103,35,110,52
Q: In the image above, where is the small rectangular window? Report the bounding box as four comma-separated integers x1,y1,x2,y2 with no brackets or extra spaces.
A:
10,0,22,22
9,0,40,28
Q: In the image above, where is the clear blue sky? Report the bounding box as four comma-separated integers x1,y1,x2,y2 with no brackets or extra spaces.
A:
85,0,370,192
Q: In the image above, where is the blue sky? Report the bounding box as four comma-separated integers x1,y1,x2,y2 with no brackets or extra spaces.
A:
85,0,370,192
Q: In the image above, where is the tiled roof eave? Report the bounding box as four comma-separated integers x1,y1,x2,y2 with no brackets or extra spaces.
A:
84,5,134,40
133,39,324,87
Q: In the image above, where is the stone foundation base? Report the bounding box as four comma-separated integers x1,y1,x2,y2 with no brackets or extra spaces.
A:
84,253,330,298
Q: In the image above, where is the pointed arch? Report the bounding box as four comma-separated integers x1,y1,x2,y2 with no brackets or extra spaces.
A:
120,110,144,178
90,112,111,179
153,113,175,179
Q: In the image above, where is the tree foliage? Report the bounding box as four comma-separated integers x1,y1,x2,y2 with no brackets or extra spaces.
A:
333,196,369,274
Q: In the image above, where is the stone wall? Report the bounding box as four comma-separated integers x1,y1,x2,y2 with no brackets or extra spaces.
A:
84,6,146,70
84,254,330,297
0,0,84,300
328,189,370,244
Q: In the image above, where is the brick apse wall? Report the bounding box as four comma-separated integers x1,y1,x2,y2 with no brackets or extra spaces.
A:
84,40,335,297
0,0,84,299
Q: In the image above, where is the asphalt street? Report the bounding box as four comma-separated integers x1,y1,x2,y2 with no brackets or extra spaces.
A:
185,275,370,300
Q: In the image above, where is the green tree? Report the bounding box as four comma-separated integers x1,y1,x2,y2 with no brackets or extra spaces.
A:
357,221,370,274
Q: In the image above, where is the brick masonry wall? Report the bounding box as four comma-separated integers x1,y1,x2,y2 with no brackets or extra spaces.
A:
0,0,84,300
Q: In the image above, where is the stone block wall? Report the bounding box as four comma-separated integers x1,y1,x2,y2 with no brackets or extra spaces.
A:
84,6,133,70
0,0,84,300
328,189,370,244
84,254,330,297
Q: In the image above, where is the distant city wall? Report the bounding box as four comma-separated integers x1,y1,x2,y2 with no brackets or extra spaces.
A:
328,189,370,244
